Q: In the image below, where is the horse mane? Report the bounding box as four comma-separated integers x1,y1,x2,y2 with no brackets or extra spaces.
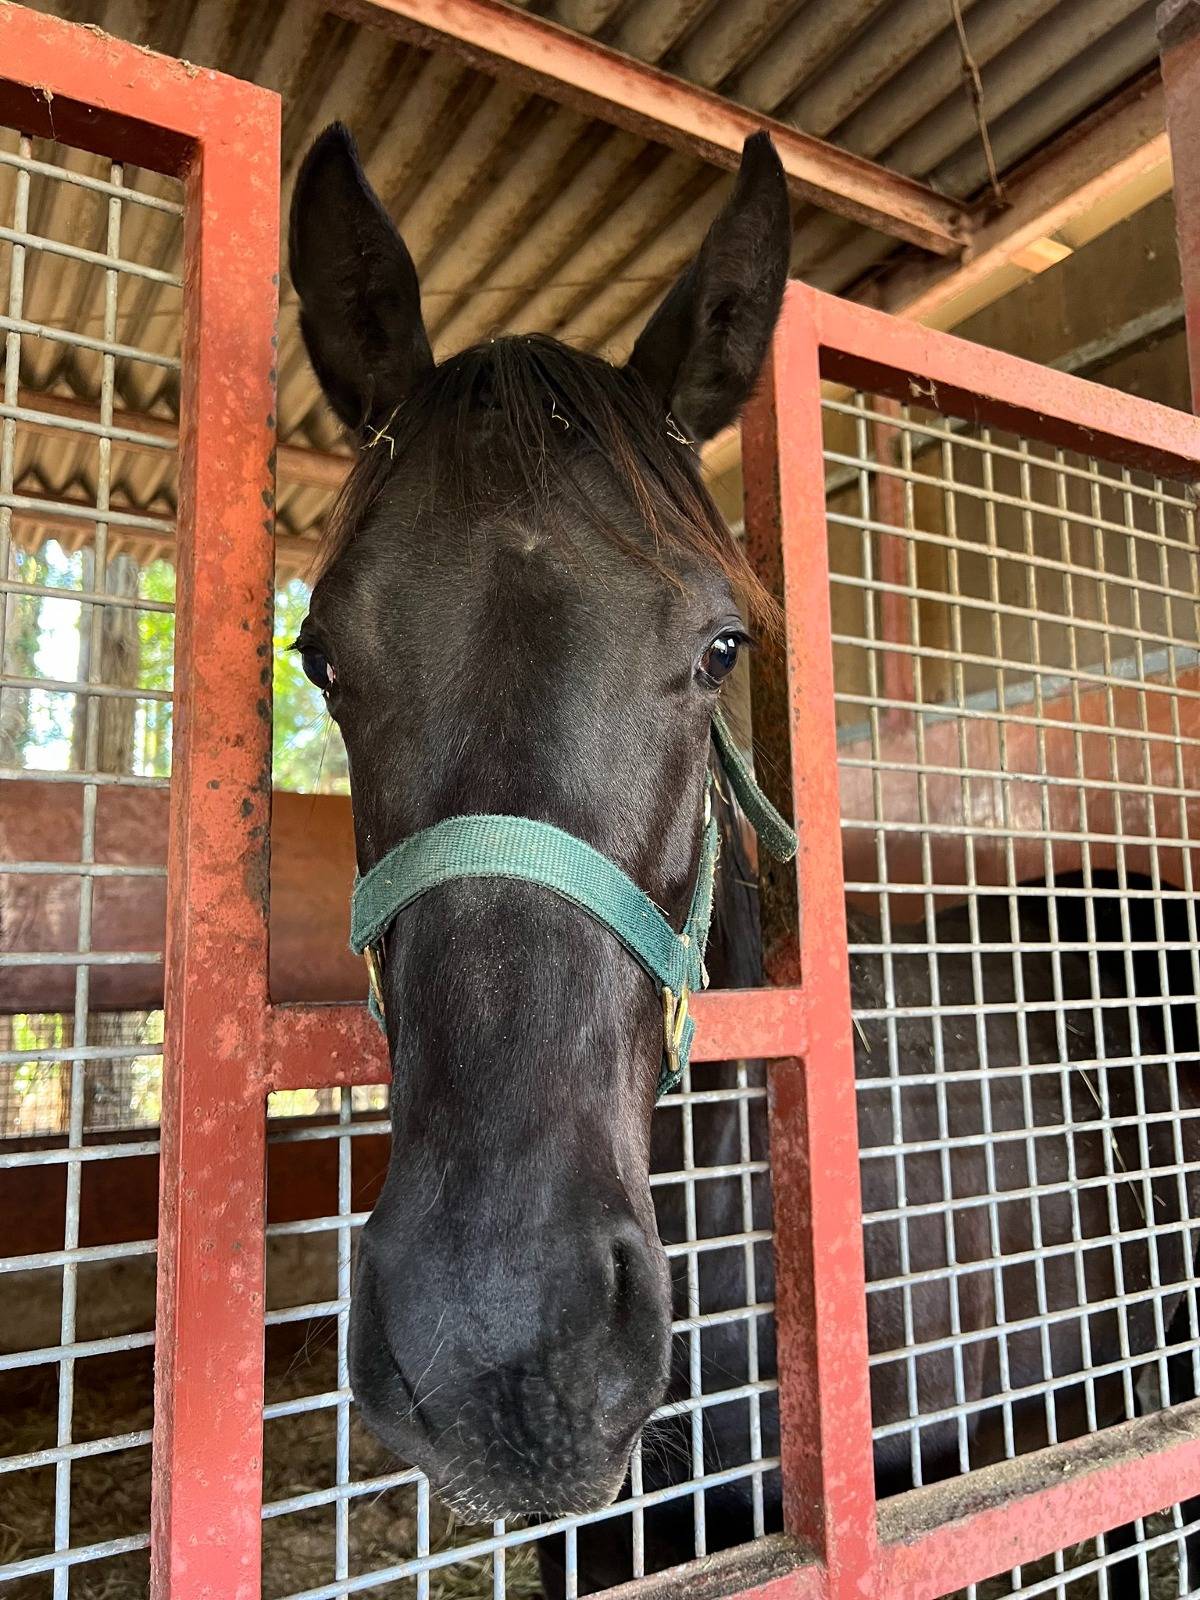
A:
311,333,779,633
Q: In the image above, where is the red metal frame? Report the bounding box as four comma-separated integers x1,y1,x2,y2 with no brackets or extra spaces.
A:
1163,1,1200,411
742,292,877,1595
739,279,1200,1600
255,272,1200,1600
0,9,280,1599
8,7,1200,1596
248,258,1200,1600
156,96,280,1600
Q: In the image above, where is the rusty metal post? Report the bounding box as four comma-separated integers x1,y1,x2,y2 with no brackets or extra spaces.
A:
743,288,879,1596
0,12,281,1597
1160,0,1200,409
152,101,280,1600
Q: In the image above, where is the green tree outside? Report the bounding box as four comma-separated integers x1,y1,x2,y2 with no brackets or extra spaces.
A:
272,576,348,793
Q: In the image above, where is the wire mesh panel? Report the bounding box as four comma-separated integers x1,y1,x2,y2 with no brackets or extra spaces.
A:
0,13,280,1600
259,1064,779,1599
729,278,1200,1600
0,123,182,1596
825,393,1200,1491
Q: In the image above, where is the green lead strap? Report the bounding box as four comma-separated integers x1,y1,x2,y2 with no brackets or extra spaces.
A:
710,709,797,864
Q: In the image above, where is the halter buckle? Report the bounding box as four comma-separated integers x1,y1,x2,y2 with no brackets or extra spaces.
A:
363,945,385,1014
662,984,690,1082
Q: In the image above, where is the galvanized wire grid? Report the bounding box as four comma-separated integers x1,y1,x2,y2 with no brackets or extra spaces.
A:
825,393,1200,1508
0,126,182,1594
955,1498,1200,1598
262,1062,778,1599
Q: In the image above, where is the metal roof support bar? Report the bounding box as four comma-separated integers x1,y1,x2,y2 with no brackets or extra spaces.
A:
328,0,969,257
1160,0,1200,405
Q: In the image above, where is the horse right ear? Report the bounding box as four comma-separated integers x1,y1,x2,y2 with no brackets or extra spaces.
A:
289,124,433,438
625,132,789,444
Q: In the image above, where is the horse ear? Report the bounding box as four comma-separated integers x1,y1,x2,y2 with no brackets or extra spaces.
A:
625,133,790,444
289,123,433,437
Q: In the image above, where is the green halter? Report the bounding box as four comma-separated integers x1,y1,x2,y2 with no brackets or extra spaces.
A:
350,710,797,1096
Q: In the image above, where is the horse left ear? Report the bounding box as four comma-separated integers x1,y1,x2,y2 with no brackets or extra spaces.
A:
289,123,433,438
625,133,790,444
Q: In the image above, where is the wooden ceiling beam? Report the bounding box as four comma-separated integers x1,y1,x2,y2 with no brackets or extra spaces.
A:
701,72,1172,488
869,71,1170,327
327,0,969,257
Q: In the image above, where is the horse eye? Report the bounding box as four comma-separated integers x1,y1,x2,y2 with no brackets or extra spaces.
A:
697,633,742,688
299,645,335,693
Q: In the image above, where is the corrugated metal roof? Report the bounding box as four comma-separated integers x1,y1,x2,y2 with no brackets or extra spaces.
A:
0,0,1162,567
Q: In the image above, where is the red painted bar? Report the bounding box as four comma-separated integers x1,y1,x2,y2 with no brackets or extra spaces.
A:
149,71,280,1600
743,291,878,1595
595,1538,826,1600
1161,0,1200,411
0,6,224,169
0,13,280,1600
260,987,810,1092
263,1002,387,1092
877,1400,1200,1597
729,1569,826,1600
152,89,281,1600
806,282,1200,480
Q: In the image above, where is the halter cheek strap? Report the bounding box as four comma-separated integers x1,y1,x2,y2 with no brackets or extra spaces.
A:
349,709,797,1097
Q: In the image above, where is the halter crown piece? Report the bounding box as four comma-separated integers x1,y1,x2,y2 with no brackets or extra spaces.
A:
350,710,798,1097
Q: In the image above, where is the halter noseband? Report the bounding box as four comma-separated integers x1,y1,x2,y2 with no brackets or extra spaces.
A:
349,710,797,1097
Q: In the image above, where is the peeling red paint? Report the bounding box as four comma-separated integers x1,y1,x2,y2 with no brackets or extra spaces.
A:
0,9,278,1587
1163,2,1200,418
743,292,877,1595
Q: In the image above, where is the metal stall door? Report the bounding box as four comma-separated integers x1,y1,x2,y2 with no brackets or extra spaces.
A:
0,9,279,1598
0,12,821,1600
742,280,1200,1599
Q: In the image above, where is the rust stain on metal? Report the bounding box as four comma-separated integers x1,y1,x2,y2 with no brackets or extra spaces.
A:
744,290,878,1593
328,0,966,255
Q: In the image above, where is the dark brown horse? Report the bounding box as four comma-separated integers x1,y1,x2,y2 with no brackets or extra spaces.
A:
287,123,1200,1593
